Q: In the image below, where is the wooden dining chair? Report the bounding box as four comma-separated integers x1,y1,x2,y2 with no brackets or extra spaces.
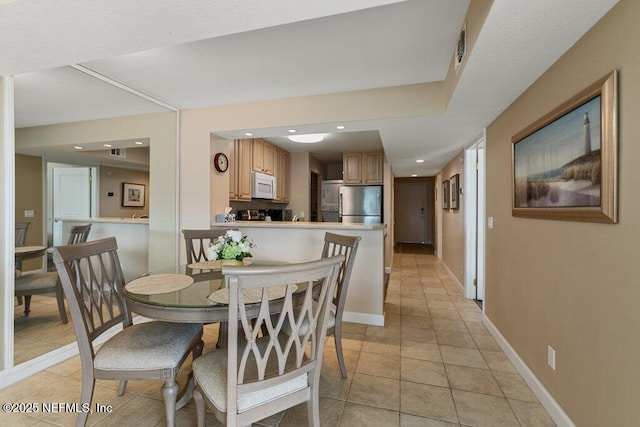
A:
283,232,361,378
182,228,234,281
319,232,361,378
15,224,93,322
53,237,204,427
192,255,344,427
14,221,30,274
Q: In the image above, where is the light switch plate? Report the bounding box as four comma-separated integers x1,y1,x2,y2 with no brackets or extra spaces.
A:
488,217,494,229
24,210,34,218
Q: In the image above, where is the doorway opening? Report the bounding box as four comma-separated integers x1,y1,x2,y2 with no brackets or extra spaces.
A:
393,177,435,252
310,172,320,222
464,135,486,308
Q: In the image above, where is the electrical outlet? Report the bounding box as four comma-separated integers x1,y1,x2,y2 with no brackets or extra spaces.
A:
547,345,556,370
24,210,34,218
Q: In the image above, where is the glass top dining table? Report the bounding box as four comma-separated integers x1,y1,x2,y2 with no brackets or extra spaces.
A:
123,260,297,324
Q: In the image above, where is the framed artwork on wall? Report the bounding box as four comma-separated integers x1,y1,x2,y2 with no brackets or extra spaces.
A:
122,182,145,207
512,70,617,223
443,180,450,210
450,174,460,210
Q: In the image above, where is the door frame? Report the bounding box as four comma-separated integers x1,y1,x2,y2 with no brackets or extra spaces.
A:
464,132,486,302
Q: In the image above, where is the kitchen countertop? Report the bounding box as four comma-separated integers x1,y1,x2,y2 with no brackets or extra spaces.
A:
51,217,149,224
211,221,384,231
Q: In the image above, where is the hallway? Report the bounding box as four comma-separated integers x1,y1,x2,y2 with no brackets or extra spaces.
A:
0,252,554,426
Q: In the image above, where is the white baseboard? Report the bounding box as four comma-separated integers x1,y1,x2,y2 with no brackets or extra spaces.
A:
482,315,575,427
442,262,465,295
343,311,384,326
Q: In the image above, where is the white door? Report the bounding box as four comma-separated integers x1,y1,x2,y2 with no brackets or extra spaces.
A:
394,182,428,244
53,167,92,218
464,137,486,302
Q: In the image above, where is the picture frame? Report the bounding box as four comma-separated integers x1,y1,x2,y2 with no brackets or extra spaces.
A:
512,70,617,223
443,180,450,210
450,174,460,210
122,182,146,207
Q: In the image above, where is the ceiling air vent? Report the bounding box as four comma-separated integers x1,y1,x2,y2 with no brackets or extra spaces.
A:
110,148,126,158
454,21,466,73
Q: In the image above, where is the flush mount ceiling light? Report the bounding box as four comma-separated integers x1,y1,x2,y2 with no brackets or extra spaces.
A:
287,133,325,144
416,159,424,163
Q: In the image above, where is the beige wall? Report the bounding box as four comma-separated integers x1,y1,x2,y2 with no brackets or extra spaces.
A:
15,154,44,271
441,151,465,284
1,77,7,371
289,152,310,219
99,166,149,218
485,1,639,424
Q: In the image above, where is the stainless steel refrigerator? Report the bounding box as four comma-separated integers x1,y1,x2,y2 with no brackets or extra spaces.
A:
321,180,343,222
339,185,383,224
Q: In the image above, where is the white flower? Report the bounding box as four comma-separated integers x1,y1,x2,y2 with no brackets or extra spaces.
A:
206,244,218,261
227,230,243,242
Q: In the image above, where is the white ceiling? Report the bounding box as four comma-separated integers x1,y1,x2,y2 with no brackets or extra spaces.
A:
6,0,619,176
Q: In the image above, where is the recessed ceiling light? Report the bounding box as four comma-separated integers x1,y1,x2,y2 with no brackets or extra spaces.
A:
135,141,144,145
104,144,112,148
411,174,418,177
288,129,297,133
336,125,345,130
74,146,83,150
288,134,325,144
245,132,253,136
416,159,424,163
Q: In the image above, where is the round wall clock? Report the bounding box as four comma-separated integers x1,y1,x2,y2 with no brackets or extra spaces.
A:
213,152,229,172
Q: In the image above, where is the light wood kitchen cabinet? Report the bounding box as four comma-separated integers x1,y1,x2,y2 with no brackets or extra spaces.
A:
229,139,252,201
343,151,384,184
251,138,274,175
282,151,291,202
272,148,291,202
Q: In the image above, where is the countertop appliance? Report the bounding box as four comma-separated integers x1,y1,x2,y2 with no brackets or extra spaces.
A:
339,185,383,224
320,180,343,222
251,172,276,199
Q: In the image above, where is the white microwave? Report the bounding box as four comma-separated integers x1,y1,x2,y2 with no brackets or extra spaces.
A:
251,172,277,199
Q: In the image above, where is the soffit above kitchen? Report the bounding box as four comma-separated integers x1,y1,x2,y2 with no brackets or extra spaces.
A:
6,0,620,177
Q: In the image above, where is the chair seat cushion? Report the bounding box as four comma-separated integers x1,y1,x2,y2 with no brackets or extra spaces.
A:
192,337,308,414
94,321,202,371
14,272,58,292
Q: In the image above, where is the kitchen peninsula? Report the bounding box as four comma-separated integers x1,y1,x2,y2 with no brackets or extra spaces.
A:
211,221,385,326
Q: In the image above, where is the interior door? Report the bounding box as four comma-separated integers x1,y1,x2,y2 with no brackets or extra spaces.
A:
53,167,92,218
394,182,428,243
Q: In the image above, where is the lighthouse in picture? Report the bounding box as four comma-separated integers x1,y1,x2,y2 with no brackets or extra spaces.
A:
584,112,592,155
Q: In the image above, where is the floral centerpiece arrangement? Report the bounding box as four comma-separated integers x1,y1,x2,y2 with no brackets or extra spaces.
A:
206,230,255,264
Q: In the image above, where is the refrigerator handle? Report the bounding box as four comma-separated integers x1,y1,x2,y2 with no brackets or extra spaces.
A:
339,192,343,221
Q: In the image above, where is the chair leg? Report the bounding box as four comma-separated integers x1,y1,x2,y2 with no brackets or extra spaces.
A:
77,376,95,427
117,380,128,396
55,284,68,324
16,296,23,305
193,387,206,427
23,295,31,317
334,327,347,378
306,385,320,427
161,378,179,427
193,339,204,360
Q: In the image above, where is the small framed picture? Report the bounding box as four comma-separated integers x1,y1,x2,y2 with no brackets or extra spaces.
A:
122,182,145,207
450,174,460,210
443,180,450,210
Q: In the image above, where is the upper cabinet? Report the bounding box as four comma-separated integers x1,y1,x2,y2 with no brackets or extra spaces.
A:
229,138,289,202
229,139,253,201
343,151,384,184
252,138,274,175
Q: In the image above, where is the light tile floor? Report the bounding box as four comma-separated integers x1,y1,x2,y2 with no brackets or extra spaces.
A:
1,252,556,426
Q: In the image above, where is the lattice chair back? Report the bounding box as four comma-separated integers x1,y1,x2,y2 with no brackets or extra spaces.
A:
53,237,131,349
67,223,92,245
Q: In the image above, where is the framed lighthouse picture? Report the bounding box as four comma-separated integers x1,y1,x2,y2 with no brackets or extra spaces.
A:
512,71,617,223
